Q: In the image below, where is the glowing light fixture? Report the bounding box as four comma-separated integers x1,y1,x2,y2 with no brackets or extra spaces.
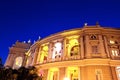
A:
64,77,70,80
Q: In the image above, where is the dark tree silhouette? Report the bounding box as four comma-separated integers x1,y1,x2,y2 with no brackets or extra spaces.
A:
0,58,3,68
0,65,42,80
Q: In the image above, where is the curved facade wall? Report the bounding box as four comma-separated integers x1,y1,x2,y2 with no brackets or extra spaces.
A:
5,24,120,80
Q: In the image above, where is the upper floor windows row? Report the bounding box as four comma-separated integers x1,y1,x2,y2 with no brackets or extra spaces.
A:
37,37,80,63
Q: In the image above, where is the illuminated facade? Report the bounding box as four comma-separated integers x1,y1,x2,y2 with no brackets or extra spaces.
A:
5,24,120,80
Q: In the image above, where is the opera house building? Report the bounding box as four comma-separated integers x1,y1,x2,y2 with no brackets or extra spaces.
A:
5,24,120,80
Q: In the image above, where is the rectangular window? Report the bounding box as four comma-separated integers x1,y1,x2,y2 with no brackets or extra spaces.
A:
92,46,98,54
112,50,119,56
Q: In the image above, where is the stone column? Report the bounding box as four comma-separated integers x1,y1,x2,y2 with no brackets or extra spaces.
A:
32,47,39,65
85,35,91,58
99,35,106,58
36,46,41,64
77,37,81,59
66,39,69,60
59,67,66,80
62,39,66,58
48,42,52,60
80,36,84,59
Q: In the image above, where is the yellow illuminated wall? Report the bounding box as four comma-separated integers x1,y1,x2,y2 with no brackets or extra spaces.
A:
67,37,79,57
48,68,59,80
66,67,79,80
39,45,48,63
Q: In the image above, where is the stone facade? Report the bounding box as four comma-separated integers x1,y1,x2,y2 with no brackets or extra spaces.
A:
5,41,31,68
5,24,120,80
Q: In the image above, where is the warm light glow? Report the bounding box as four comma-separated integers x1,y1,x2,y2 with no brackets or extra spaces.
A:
50,67,59,71
112,50,118,56
64,77,70,80
39,45,48,63
116,67,120,79
48,68,59,80
67,38,79,56
69,39,78,45
52,42,62,59
66,67,79,80
13,57,23,69
66,35,79,39
55,42,62,53
110,40,115,44
25,50,31,56
43,45,48,51
117,67,120,69
15,57,22,67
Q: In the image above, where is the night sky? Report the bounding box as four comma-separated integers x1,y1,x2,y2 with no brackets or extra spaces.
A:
0,0,120,64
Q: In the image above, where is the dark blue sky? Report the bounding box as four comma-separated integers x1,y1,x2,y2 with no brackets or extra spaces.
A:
0,0,120,64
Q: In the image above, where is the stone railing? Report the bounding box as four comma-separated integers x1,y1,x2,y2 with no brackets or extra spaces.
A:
38,55,81,64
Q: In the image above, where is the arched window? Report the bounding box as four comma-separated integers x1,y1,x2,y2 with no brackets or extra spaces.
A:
90,35,97,40
70,45,79,56
39,45,48,63
67,38,79,57
13,57,23,69
52,42,62,59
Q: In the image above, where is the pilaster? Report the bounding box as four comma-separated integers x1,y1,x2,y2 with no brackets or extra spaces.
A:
85,35,91,58
80,36,84,59
48,42,52,59
99,35,106,58
32,48,39,65
62,38,66,60
103,36,110,58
